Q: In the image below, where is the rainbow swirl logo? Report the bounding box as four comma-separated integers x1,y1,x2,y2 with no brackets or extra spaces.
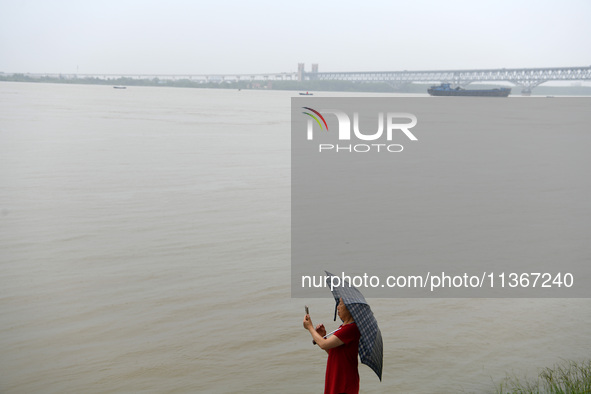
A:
301,107,328,131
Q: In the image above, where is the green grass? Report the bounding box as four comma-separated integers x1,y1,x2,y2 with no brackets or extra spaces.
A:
496,359,591,393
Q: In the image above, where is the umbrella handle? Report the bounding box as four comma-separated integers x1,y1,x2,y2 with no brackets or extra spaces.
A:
312,328,339,345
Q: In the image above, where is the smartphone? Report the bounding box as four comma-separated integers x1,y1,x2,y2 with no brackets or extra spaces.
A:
305,305,309,315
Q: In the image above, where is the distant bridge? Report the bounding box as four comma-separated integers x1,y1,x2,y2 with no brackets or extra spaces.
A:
14,64,591,94
302,64,591,94
16,72,300,83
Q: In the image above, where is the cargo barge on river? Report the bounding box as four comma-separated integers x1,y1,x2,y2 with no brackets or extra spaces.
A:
428,83,511,97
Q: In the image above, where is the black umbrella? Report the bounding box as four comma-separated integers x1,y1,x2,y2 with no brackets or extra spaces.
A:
325,271,383,381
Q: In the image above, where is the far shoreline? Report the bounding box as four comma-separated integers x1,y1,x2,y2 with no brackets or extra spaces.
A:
2,73,591,96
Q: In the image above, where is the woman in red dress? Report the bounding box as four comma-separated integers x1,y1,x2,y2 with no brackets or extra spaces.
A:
304,298,361,394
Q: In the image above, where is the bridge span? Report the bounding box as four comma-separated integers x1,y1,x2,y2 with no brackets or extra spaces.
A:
14,64,591,94
17,72,300,83
303,65,591,94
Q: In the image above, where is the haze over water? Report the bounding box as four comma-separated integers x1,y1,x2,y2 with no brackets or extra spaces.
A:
1,82,590,393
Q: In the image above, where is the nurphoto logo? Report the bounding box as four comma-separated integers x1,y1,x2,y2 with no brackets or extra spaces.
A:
302,107,418,153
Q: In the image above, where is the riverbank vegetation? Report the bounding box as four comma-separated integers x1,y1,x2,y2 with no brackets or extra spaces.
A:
495,359,591,393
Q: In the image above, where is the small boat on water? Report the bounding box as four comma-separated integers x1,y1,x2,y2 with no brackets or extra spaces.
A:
299,91,313,95
113,86,127,89
428,83,510,97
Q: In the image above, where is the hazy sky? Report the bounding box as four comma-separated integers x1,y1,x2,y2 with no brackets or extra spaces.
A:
1,0,590,75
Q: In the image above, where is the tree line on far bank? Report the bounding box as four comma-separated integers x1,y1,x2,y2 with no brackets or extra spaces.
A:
2,73,590,95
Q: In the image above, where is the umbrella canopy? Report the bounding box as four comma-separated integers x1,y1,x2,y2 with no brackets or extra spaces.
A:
325,271,383,381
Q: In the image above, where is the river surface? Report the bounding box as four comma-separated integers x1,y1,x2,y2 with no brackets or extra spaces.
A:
1,82,589,393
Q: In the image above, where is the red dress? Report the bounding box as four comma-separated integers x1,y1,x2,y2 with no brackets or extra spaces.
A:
324,323,361,394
